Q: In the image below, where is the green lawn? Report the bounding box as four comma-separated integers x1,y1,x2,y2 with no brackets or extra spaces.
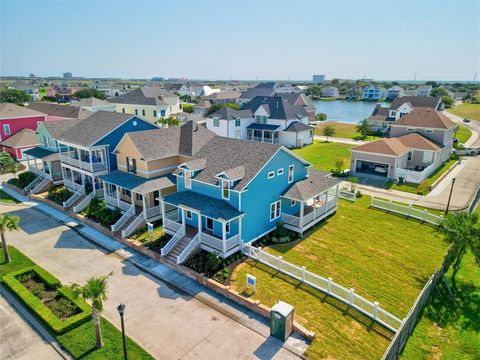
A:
454,124,473,144
314,122,379,141
0,246,153,360
447,103,480,122
0,189,21,204
293,141,353,172
401,251,480,360
389,159,457,195
231,196,447,359
131,224,163,243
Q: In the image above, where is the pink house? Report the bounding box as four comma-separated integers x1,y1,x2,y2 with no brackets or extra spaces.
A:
0,103,48,159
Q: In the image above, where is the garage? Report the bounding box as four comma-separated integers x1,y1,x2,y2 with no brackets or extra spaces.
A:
355,160,389,177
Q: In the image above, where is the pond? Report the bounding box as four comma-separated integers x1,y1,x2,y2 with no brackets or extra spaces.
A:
312,100,390,124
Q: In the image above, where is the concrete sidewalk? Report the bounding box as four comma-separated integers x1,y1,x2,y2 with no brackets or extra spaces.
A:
314,135,366,145
1,185,308,359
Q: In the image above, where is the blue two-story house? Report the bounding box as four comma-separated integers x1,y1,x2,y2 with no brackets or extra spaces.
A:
160,132,341,263
56,111,158,210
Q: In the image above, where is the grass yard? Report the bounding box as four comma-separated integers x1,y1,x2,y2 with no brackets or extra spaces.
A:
0,189,20,204
314,122,379,141
131,223,163,244
447,103,480,122
0,246,153,360
454,123,473,144
401,251,480,360
388,159,458,195
293,141,353,172
231,196,447,359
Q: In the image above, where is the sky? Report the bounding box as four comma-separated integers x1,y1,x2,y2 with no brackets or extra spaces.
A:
1,0,479,81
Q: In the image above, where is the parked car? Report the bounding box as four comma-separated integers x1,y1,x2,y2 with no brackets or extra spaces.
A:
463,118,471,123
374,165,388,174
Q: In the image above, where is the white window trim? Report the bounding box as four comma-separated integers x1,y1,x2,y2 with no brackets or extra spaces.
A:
225,221,230,234
3,124,10,135
267,171,275,179
277,168,284,176
288,165,294,183
222,179,230,200
270,200,281,221
184,169,192,189
291,200,296,207
186,210,192,220
206,217,213,231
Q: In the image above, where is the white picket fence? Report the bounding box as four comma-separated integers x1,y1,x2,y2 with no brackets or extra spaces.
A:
242,243,403,332
339,190,357,202
371,197,444,226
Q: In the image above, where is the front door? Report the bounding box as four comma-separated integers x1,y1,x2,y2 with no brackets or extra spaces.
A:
206,218,213,231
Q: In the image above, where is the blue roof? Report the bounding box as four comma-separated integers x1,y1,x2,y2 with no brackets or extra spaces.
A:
246,123,280,131
163,191,243,221
23,146,59,161
99,171,175,194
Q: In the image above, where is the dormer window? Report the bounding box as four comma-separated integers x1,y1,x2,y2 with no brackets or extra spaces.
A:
255,115,267,124
222,179,230,199
184,169,192,189
126,157,136,174
213,118,220,127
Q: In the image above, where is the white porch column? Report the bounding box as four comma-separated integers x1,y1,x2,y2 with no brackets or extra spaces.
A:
89,149,93,172
181,208,186,233
92,177,96,193
197,213,202,242
103,183,107,199
142,193,147,219
161,199,165,221
116,185,120,207
313,196,317,219
261,130,264,142
271,133,274,144
324,191,329,213
336,184,340,198
238,217,242,247
222,221,227,254
299,201,304,229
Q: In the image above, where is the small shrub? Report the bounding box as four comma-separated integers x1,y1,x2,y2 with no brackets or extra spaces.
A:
356,190,363,198
450,152,460,160
146,233,172,251
47,187,73,205
30,282,46,298
50,298,79,320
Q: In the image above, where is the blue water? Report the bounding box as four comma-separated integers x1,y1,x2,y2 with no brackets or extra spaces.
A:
312,100,389,124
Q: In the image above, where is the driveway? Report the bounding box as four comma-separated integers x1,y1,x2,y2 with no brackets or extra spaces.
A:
0,293,63,360
2,203,300,360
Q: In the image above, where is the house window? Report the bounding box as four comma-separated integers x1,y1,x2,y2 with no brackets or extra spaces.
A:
3,124,10,135
225,221,230,234
126,157,136,174
270,201,281,221
160,110,166,117
407,151,413,161
136,193,142,201
184,169,191,189
186,210,192,220
213,118,220,127
291,200,296,206
288,165,294,183
407,128,415,132
277,168,284,176
135,109,138,115
255,115,267,124
425,129,433,133
206,217,213,231
122,108,125,113
153,190,160,206
235,119,241,127
222,179,230,199
122,188,131,197
267,171,275,179
142,109,146,116
153,110,157,117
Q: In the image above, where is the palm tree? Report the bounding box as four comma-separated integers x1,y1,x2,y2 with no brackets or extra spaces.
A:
9,163,20,179
0,214,20,263
0,152,13,172
71,272,113,348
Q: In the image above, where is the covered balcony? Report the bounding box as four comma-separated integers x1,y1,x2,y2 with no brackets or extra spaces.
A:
24,147,63,183
59,146,107,173
246,124,280,144
281,170,341,234
162,191,244,258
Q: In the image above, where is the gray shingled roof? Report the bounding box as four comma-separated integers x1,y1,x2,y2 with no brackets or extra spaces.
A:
390,96,441,110
163,191,243,221
109,87,178,106
0,128,37,148
242,96,308,120
57,111,133,147
284,122,313,133
0,103,46,118
282,170,341,201
124,121,216,161
41,118,83,138
100,171,175,194
208,107,252,120
27,103,92,119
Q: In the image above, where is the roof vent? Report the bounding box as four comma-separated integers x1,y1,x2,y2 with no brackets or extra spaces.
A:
194,124,198,132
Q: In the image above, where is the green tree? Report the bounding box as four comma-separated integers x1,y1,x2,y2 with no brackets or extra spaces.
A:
0,89,31,105
441,95,455,108
9,163,20,179
204,102,240,116
71,272,113,348
0,152,14,171
440,212,480,289
315,113,327,121
355,118,372,137
0,214,20,263
334,158,345,172
74,88,107,100
158,116,180,128
430,87,449,97
323,125,335,141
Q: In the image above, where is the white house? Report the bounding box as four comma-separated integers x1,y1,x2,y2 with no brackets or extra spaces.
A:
415,85,432,97
321,86,340,98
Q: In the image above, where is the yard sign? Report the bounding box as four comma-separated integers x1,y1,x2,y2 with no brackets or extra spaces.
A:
147,222,154,234
246,274,256,292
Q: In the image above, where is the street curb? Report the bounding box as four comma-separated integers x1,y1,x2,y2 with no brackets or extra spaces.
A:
0,285,73,360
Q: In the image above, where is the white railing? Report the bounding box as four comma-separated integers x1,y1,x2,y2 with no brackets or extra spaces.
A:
59,153,107,173
51,171,63,181
225,234,240,250
145,205,162,219
111,204,135,232
177,233,200,264
243,243,403,333
63,187,84,208
163,211,182,233
73,189,102,213
117,199,132,212
28,164,44,175
371,197,443,226
201,232,224,251
122,211,146,238
63,179,83,191
31,177,50,194
281,213,300,227
281,199,338,229
339,190,357,202
25,176,44,192
161,227,186,256
104,193,117,207
396,162,436,184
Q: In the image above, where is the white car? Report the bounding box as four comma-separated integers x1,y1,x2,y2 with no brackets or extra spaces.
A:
374,165,388,174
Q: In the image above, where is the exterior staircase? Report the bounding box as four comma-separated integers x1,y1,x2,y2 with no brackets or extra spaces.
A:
69,194,88,210
163,238,192,267
114,215,136,235
30,178,51,194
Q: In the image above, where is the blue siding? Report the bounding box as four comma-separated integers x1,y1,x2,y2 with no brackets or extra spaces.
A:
93,116,157,171
241,149,308,242
176,207,239,238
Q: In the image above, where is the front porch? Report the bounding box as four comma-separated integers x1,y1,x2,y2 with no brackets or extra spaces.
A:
24,147,63,184
246,124,280,144
162,191,243,258
281,170,341,234
59,145,108,173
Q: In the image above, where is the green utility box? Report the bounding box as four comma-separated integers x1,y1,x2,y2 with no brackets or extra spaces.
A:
270,301,294,341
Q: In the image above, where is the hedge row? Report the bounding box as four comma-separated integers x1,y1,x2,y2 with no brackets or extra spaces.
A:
3,266,91,334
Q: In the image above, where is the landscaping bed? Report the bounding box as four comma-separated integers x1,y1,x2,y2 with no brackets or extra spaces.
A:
46,186,73,205
7,171,37,189
82,197,121,227
184,250,244,285
3,266,91,334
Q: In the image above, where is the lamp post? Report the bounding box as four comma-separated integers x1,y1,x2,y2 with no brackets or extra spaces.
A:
445,177,456,216
117,304,127,360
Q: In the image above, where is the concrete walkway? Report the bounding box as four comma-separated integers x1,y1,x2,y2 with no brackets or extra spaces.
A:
314,135,366,145
0,187,308,360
